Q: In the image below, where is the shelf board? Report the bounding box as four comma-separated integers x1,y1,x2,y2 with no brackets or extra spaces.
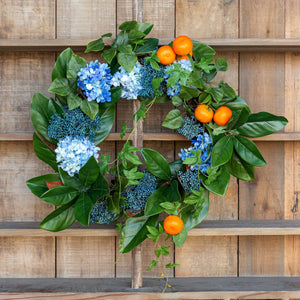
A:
0,132,299,142
0,277,300,297
1,38,300,52
1,220,300,237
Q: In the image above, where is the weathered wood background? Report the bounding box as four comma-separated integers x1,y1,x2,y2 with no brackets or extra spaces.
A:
0,0,300,298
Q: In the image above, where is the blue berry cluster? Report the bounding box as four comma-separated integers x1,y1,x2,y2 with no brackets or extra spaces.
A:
178,169,201,194
111,62,143,99
55,136,100,176
90,200,118,224
178,132,213,173
177,116,203,140
77,60,113,103
48,108,101,142
122,170,157,213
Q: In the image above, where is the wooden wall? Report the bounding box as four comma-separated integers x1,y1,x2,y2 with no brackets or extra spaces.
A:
0,0,300,298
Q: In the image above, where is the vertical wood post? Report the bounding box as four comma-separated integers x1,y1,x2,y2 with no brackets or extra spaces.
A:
131,0,143,289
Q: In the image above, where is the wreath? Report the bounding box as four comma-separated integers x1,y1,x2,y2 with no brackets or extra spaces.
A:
27,21,288,273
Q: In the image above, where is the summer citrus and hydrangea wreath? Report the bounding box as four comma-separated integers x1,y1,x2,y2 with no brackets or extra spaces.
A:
27,21,288,271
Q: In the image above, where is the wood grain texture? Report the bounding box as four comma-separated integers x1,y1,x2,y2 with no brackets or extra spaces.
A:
285,0,300,38
57,0,116,39
0,52,54,134
0,0,55,39
240,0,285,38
117,0,132,27
0,237,54,278
176,0,238,38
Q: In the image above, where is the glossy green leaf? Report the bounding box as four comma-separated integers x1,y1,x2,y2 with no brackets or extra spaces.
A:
226,151,255,181
58,168,83,190
173,224,187,247
26,173,61,197
227,107,249,130
135,38,159,54
48,78,72,96
78,156,100,187
128,29,145,40
237,112,288,138
193,42,216,61
181,189,209,231
66,54,87,81
220,96,250,112
89,173,110,204
52,48,74,81
85,38,105,53
215,57,228,71
162,109,184,129
119,21,137,31
40,201,76,232
220,82,236,99
188,70,206,89
117,52,137,73
103,48,117,64
211,136,233,168
119,215,159,253
179,86,200,100
209,87,223,102
233,136,266,166
80,100,99,120
67,93,82,110
141,148,172,180
41,186,79,206
136,23,153,35
31,93,63,144
172,95,183,107
74,193,93,226
33,133,57,171
169,159,184,177
145,181,181,217
95,106,116,145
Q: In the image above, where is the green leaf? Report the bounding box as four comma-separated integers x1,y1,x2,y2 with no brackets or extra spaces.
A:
41,186,79,206
147,260,158,271
165,263,180,268
117,52,137,73
31,93,63,143
78,156,100,187
145,181,181,217
33,133,58,171
209,87,223,103
150,59,160,71
220,82,236,99
119,21,138,31
102,48,117,64
215,58,228,71
48,78,72,96
95,106,116,145
141,148,172,180
101,88,122,109
167,72,180,88
233,136,266,166
173,224,187,247
136,23,153,35
188,70,206,89
88,173,109,203
162,109,184,129
172,95,183,107
58,168,83,190
151,77,164,90
80,100,99,120
202,165,230,196
237,112,288,137
220,96,250,112
179,86,200,100
193,42,216,61
128,29,146,40
211,136,234,168
226,150,255,181
181,189,209,230
227,107,250,130
26,173,61,197
135,38,159,54
169,159,184,177
119,215,159,253
66,93,81,110
107,192,121,215
39,201,76,232
66,54,88,81
74,193,93,226
85,38,105,53
52,48,74,81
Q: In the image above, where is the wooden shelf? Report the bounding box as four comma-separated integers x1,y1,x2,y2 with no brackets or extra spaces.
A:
1,38,300,52
0,277,299,298
0,132,299,142
1,220,300,237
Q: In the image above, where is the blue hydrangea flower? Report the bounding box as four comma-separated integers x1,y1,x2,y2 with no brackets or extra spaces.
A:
90,200,118,224
77,60,113,103
177,116,203,140
111,62,143,100
48,108,101,142
55,136,100,176
178,59,193,72
178,169,201,194
122,170,157,213
178,132,213,173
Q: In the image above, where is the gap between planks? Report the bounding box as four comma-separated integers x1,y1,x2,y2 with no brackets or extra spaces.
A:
2,220,300,237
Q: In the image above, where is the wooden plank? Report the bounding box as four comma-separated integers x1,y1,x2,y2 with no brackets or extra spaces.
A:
240,0,285,38
0,237,55,278
0,0,55,39
285,0,300,38
56,0,116,39
176,0,238,38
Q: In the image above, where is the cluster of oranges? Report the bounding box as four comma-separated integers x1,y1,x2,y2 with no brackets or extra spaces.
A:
195,104,232,126
156,35,193,65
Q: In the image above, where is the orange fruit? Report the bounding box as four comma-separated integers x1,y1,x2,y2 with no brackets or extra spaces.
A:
213,106,232,126
177,50,193,61
172,36,193,56
163,215,183,235
194,104,214,123
156,46,176,65
46,181,63,189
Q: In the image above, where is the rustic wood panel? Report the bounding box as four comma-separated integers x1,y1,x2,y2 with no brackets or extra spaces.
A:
176,0,238,38
0,0,55,39
0,52,54,134
57,0,116,39
0,237,55,278
285,0,300,38
117,0,133,27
